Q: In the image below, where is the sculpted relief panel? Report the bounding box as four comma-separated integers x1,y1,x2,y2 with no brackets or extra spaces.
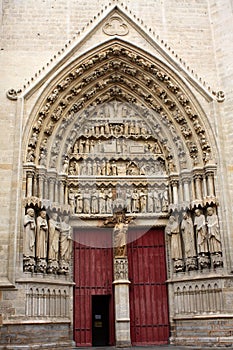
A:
25,43,212,170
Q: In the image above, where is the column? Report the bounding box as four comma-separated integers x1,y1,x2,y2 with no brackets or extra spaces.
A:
64,182,68,205
171,180,179,205
38,174,45,198
54,179,59,203
59,180,65,205
48,177,55,202
26,171,34,197
194,174,202,200
113,257,131,347
183,179,190,202
206,171,215,197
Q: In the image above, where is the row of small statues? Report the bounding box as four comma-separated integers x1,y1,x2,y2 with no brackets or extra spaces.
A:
165,207,223,272
71,137,161,156
81,121,151,138
67,159,165,176
23,208,72,274
68,187,169,214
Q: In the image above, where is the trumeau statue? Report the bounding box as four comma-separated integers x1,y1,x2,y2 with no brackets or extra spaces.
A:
113,213,129,257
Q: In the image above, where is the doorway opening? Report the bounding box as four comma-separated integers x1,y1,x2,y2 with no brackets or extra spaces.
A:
92,295,110,346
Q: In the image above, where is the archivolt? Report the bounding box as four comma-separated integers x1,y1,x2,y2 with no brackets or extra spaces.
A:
25,40,213,169
23,39,217,212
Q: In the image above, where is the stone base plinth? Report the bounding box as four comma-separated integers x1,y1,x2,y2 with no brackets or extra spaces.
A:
0,322,74,350
170,317,233,347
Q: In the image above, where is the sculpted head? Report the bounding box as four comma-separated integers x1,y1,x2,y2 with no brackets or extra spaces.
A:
27,208,35,217
40,210,47,219
207,207,214,216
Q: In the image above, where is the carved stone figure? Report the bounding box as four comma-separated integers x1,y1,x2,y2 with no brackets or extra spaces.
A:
111,161,118,176
113,213,129,257
194,209,208,255
131,189,139,213
59,215,72,274
166,215,183,272
23,208,36,272
181,212,197,270
154,190,161,212
90,190,98,214
48,213,60,273
99,188,106,213
206,207,222,254
68,188,76,214
139,189,147,213
161,190,169,212
36,210,48,272
126,189,132,212
23,208,36,258
83,188,91,214
147,190,154,213
76,190,83,213
106,188,113,213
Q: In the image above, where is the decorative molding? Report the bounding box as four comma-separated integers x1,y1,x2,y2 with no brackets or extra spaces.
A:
24,44,213,171
5,6,224,102
103,15,129,36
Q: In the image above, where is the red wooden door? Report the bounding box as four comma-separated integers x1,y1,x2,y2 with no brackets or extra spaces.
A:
128,227,169,345
73,228,114,347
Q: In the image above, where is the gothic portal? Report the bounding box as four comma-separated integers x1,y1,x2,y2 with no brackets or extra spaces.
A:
1,4,230,349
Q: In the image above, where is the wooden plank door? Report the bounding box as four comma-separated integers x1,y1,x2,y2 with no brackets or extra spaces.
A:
73,228,114,347
127,227,169,345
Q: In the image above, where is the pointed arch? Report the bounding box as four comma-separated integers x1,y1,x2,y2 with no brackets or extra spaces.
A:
23,39,218,215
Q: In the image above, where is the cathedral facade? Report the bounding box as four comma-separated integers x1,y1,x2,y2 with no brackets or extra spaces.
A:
0,0,233,348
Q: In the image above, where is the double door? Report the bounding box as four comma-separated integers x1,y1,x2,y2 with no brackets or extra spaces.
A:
73,227,169,346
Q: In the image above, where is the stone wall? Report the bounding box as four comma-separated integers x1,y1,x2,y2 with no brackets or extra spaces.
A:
0,0,233,348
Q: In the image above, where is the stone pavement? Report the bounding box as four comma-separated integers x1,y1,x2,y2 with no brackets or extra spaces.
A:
76,347,232,350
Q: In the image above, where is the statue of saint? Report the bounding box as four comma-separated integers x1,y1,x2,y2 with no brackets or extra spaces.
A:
91,190,99,214
206,207,222,254
68,188,76,214
99,188,106,214
165,215,182,261
131,189,139,213
181,212,196,258
83,188,91,214
48,212,60,261
194,209,208,255
60,215,72,263
23,208,36,258
113,213,129,257
36,210,48,260
76,190,83,213
106,188,113,213
139,189,147,213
